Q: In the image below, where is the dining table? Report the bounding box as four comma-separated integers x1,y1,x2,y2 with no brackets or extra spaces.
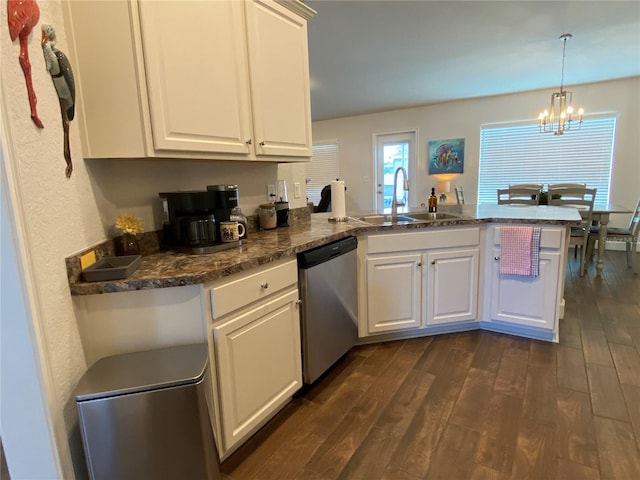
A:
587,202,633,276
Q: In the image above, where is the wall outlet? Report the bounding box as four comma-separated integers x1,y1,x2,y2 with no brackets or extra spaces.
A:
267,184,276,200
294,182,301,198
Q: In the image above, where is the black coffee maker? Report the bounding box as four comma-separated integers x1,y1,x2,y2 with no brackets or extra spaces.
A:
159,185,239,253
206,184,240,228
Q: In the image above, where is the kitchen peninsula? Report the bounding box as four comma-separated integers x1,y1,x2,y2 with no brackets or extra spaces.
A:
69,204,580,459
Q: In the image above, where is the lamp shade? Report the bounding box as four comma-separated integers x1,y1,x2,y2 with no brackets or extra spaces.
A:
437,181,451,193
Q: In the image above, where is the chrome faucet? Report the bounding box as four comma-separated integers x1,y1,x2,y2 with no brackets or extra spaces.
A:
391,167,409,216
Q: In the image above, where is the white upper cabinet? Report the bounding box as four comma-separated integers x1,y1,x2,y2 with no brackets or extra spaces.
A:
245,0,313,157
65,0,314,161
138,1,253,155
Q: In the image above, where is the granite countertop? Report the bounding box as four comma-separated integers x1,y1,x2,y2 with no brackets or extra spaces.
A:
69,205,581,296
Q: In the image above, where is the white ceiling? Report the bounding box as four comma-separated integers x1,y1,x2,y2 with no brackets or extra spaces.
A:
306,0,640,121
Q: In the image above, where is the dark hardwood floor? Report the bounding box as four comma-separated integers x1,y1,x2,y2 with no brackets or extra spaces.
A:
222,251,640,480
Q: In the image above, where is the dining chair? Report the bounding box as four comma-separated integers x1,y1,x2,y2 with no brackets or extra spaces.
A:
548,186,597,276
548,182,586,189
455,186,465,205
509,183,544,193
586,197,640,273
547,183,587,200
497,186,541,205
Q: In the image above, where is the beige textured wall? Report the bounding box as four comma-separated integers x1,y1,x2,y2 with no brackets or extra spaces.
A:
2,0,99,475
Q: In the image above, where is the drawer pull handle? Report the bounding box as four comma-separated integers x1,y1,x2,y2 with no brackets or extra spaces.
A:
261,282,269,289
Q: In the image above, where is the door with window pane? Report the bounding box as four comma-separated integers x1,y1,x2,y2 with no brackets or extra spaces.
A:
375,132,416,212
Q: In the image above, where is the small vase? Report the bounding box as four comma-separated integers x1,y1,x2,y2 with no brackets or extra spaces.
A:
117,233,140,256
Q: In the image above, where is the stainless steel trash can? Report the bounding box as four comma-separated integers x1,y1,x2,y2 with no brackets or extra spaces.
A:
74,344,221,480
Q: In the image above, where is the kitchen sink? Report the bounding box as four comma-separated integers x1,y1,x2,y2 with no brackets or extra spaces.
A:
355,214,416,225
354,212,462,225
405,212,461,222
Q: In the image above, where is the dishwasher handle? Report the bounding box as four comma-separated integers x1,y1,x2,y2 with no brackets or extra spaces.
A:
297,236,357,269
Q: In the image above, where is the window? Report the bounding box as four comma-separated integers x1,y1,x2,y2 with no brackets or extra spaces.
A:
307,142,340,205
478,116,617,204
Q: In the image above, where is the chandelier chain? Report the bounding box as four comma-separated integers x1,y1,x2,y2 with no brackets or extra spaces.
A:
558,33,572,92
560,36,567,91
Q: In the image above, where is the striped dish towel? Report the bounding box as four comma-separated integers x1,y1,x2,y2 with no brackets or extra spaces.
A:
500,226,541,276
531,227,541,277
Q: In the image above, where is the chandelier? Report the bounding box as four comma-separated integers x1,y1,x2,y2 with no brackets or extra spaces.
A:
538,33,584,135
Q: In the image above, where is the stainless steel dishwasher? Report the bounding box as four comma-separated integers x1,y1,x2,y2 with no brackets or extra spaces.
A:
298,236,358,384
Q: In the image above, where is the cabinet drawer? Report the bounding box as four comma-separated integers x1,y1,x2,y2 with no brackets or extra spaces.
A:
492,226,563,250
367,227,480,254
211,258,297,319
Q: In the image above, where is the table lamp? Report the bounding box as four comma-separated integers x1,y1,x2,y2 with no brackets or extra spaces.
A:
437,180,451,203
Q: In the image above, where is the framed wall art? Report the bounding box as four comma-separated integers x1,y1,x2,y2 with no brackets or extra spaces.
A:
428,138,464,175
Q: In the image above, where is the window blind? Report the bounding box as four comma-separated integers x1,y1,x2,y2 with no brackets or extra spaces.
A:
478,116,616,204
307,142,340,205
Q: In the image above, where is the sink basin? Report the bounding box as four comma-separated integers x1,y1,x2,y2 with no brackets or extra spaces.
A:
405,212,461,222
356,214,416,225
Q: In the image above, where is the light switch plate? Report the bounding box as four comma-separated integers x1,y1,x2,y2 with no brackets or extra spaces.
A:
294,182,301,198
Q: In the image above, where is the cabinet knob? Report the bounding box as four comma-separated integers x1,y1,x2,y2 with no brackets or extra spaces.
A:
246,139,252,145
259,141,266,146
494,256,500,261
261,282,269,289
417,262,422,267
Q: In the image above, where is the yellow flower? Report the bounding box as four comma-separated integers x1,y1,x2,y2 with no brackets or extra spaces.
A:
115,213,144,235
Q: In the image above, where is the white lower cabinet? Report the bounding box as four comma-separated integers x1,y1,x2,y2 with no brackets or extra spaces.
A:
206,258,302,457
366,253,422,334
213,289,301,451
482,225,565,339
488,248,561,330
360,227,480,336
425,248,479,326
360,224,566,341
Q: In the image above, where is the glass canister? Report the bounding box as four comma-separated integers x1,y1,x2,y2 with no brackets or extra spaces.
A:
230,206,248,239
257,203,277,230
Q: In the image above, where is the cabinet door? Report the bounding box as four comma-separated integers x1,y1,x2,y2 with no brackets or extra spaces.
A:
426,248,479,326
245,0,312,157
489,249,561,330
139,1,253,154
366,254,422,334
213,289,301,450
